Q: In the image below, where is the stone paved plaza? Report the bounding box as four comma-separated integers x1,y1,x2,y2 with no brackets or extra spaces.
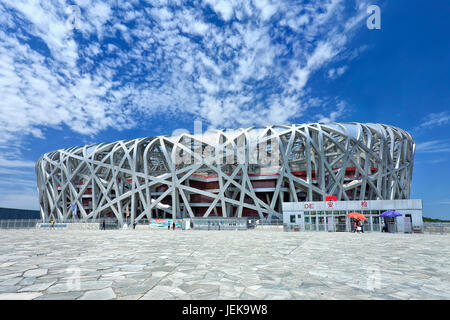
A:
0,229,449,300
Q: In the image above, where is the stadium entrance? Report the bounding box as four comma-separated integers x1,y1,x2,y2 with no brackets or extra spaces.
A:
282,199,423,233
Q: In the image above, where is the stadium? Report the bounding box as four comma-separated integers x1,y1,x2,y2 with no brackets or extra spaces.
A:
36,123,415,226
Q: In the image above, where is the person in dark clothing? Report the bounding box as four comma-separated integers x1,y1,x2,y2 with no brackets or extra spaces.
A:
102,219,106,230
133,221,136,230
172,221,176,230
356,220,362,233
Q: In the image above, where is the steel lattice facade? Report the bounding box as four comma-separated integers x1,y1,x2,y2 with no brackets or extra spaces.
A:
36,123,415,224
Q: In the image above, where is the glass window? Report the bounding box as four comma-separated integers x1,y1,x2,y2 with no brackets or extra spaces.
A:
297,214,301,218
305,216,310,223
290,215,295,223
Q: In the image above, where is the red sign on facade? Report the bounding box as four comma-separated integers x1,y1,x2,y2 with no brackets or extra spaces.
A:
361,201,368,208
304,203,314,209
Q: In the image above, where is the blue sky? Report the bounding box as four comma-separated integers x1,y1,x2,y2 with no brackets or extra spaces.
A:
0,0,449,219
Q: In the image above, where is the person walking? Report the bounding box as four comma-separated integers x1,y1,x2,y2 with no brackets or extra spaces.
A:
360,220,365,233
133,221,136,230
356,220,362,233
381,220,386,232
102,219,106,230
353,219,358,233
50,219,55,229
172,221,176,230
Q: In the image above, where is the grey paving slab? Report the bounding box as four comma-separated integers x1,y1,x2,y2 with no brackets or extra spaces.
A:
79,287,116,300
18,281,55,292
0,285,21,293
0,273,22,281
0,230,449,300
19,277,36,286
34,292,84,300
140,289,175,300
23,269,48,277
0,292,43,300
0,277,22,286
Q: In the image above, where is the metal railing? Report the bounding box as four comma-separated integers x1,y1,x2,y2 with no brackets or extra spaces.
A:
255,219,283,225
191,218,248,230
286,222,400,233
0,219,40,229
423,222,450,234
2,218,446,234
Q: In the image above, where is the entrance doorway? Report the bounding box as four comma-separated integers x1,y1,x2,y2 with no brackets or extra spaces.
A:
404,214,412,233
334,215,347,232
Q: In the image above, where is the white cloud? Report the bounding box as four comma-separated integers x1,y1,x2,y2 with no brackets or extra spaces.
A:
328,65,348,79
0,157,35,168
205,0,235,21
415,140,450,153
417,111,450,130
253,0,278,21
316,101,348,123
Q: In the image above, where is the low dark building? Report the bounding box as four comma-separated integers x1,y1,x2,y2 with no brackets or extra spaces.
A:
0,207,40,220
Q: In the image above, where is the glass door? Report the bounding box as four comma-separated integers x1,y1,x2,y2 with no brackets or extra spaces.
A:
304,215,311,231
318,215,325,231
334,212,347,232
310,215,317,231
296,213,304,230
326,215,334,232
372,215,380,231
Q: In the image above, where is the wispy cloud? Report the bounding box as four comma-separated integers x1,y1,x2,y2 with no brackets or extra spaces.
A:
0,157,36,168
414,158,447,165
416,111,450,131
415,140,450,153
316,101,348,123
